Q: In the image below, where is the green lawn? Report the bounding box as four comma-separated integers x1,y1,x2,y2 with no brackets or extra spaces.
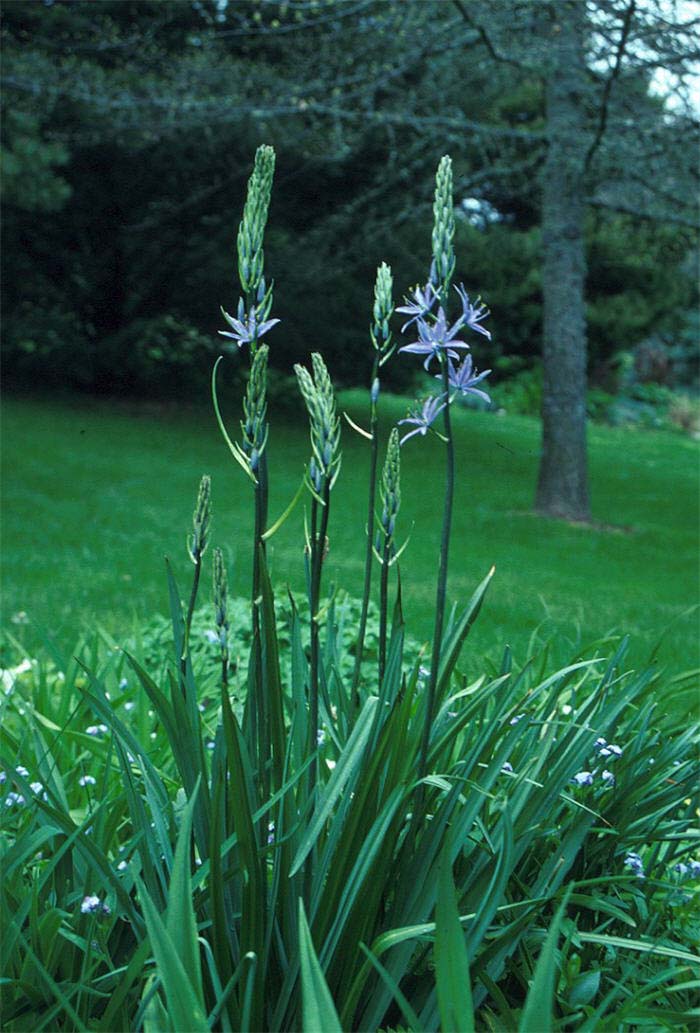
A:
2,390,698,673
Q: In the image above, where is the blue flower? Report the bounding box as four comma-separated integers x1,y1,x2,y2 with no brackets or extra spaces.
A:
395,279,439,332
601,769,616,787
454,284,491,340
624,851,645,879
398,395,447,445
399,308,469,370
572,771,594,786
219,299,279,348
439,355,491,403
80,895,111,916
599,743,622,759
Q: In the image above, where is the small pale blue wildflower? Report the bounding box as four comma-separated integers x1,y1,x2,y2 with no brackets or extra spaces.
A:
204,629,220,645
15,765,29,777
207,741,215,751
509,713,525,726
79,775,97,787
398,395,447,445
86,724,108,737
454,284,491,339
316,729,326,747
30,781,44,794
124,701,135,712
267,821,275,845
399,308,470,370
624,852,645,879
598,742,622,759
80,895,111,916
572,771,594,786
4,791,25,807
601,769,616,787
440,355,491,403
501,762,514,774
594,736,607,749
119,677,128,690
674,862,689,877
117,860,128,872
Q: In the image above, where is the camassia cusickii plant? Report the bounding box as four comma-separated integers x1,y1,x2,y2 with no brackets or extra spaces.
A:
3,146,697,1033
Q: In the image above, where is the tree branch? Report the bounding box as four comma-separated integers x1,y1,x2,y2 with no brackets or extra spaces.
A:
585,0,636,171
588,196,700,228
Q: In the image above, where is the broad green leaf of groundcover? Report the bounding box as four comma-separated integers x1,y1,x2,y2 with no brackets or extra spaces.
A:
299,900,342,1033
136,790,208,1033
435,847,475,1033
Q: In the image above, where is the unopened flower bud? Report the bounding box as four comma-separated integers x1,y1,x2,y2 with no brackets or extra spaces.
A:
241,344,269,467
188,475,211,562
371,378,380,405
432,156,455,293
237,145,276,294
296,354,341,495
213,547,229,637
380,428,401,544
372,262,394,353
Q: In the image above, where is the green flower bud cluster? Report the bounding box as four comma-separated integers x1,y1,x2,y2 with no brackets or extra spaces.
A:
213,546,229,645
431,155,455,293
188,474,211,563
294,353,341,496
371,262,394,360
241,344,269,472
237,144,275,294
380,428,401,547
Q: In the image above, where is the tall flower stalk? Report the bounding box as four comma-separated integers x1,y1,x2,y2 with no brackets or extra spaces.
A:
217,145,277,797
397,156,492,789
295,354,341,796
351,263,394,703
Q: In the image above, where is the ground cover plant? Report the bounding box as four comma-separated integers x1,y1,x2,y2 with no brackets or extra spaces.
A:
2,148,699,1032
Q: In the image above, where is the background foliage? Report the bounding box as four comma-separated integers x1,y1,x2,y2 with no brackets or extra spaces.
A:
2,0,698,397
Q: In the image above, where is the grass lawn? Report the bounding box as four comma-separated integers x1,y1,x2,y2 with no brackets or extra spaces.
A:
2,390,698,674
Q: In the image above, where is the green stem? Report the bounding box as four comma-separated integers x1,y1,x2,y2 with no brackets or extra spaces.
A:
351,362,380,704
417,359,454,784
252,453,270,804
378,541,390,686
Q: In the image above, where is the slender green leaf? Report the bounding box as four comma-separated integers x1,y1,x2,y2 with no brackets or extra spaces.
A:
136,874,209,1033
435,847,475,1033
518,889,572,1033
298,900,342,1033
290,696,378,876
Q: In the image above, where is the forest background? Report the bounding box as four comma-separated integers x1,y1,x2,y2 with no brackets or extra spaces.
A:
3,0,698,404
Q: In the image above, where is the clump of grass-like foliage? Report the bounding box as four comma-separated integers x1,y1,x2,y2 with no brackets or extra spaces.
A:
1,147,698,1032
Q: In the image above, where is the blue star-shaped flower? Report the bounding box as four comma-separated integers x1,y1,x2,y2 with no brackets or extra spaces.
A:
454,283,491,340
398,394,447,445
399,307,470,370
438,355,491,403
219,300,279,348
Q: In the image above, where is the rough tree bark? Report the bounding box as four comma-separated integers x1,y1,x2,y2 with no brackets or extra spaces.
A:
536,1,591,521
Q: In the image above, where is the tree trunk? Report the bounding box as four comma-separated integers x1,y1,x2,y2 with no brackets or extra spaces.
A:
535,1,591,522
